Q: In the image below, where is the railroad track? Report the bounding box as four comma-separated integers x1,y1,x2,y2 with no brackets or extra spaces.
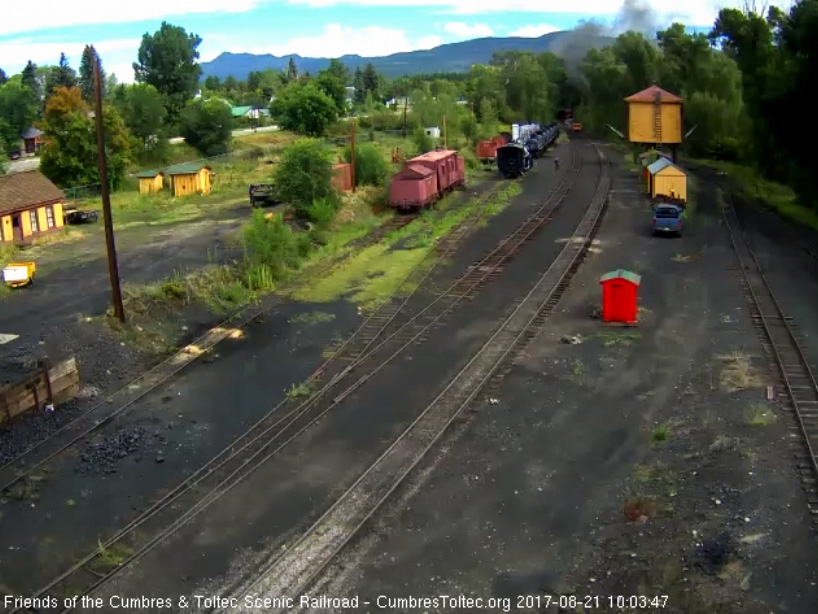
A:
722,195,818,524
221,144,611,612
11,148,581,611
0,179,503,497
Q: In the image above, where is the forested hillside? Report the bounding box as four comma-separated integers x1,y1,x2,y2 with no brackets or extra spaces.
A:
1,2,815,211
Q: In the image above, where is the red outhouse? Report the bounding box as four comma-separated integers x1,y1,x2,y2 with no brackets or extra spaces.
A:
599,269,642,323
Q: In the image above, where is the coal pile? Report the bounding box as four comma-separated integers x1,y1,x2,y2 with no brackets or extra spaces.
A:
78,426,154,475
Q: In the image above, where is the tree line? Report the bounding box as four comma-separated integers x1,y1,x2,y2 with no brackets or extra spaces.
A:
1,1,815,207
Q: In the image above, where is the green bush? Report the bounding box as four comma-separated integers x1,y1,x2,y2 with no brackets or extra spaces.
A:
273,138,336,218
242,209,302,279
413,127,434,155
306,197,339,228
343,142,390,187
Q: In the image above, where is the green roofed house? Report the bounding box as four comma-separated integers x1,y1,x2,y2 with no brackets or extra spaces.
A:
231,105,256,118
136,169,164,194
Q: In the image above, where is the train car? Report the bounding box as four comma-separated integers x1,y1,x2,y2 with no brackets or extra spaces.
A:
389,164,439,211
410,149,465,193
388,149,466,210
497,143,532,179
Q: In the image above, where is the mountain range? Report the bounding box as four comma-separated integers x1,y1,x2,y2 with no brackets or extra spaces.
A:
199,30,613,81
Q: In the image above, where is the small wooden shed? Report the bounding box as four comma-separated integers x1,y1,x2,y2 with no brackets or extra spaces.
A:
599,269,641,324
166,163,213,197
136,170,164,195
647,157,687,202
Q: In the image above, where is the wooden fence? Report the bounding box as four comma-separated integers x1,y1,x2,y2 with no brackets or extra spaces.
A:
0,358,79,424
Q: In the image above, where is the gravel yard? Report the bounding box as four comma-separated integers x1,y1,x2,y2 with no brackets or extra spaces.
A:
0,155,561,600
306,150,818,613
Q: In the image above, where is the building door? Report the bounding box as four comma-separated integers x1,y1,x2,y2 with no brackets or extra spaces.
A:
610,283,628,321
11,214,22,242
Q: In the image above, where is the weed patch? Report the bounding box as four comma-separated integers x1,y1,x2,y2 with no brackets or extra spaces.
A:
717,351,762,392
286,380,313,400
746,403,777,427
598,330,642,347
88,541,134,574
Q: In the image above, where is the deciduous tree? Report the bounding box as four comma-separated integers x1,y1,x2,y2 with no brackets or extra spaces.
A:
39,86,132,188
134,21,203,119
0,80,38,149
270,82,338,136
178,98,232,157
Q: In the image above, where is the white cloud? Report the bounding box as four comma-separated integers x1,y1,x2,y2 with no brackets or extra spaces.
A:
509,24,559,38
287,0,789,27
0,0,270,36
235,24,431,58
106,63,137,84
443,22,493,38
417,35,444,49
0,38,141,71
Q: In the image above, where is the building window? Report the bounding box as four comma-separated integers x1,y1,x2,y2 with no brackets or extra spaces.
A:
46,206,55,228
29,210,39,233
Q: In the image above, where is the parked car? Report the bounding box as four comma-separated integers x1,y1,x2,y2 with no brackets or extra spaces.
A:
63,207,99,224
651,204,683,237
249,184,281,208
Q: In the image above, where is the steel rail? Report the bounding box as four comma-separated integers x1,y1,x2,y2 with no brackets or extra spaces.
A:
19,147,578,612
219,145,610,612
722,195,818,485
0,179,505,496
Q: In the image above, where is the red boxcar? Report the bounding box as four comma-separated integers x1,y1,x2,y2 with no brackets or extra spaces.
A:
388,149,465,210
389,164,438,210
475,135,510,162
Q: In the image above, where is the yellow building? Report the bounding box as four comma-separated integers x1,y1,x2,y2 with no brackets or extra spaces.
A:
0,171,66,244
166,163,213,198
647,157,687,203
624,85,683,146
136,170,164,194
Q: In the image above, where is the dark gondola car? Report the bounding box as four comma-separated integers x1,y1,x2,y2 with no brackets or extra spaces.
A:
496,143,532,179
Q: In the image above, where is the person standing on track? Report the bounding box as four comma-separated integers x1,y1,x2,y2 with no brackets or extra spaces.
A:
554,157,561,171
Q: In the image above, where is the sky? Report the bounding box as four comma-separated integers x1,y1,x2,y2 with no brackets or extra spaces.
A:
0,0,795,84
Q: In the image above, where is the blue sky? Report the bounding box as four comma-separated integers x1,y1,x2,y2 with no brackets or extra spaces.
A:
0,0,788,84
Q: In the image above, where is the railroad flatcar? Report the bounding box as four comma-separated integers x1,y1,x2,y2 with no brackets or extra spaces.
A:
496,143,532,179
388,149,466,210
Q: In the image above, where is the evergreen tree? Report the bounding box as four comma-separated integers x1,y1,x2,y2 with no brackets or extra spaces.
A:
45,53,78,98
21,61,40,100
286,57,298,82
352,67,365,104
79,45,105,102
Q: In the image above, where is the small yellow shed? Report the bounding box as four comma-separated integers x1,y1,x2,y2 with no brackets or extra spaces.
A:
136,170,164,194
647,157,687,202
166,163,213,198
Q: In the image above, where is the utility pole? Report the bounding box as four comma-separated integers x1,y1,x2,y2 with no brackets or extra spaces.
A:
403,83,408,138
93,58,125,323
442,115,447,150
350,119,356,192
